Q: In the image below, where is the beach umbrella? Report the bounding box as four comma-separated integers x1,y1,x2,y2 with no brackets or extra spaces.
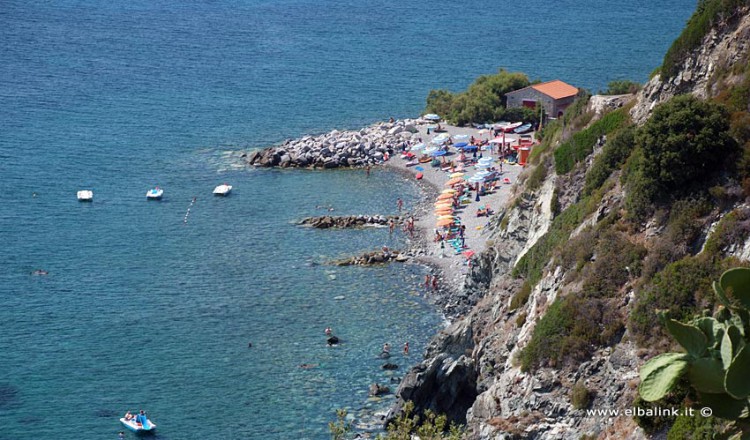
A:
411,143,425,150
434,202,453,208
454,142,468,148
463,145,478,152
449,172,465,178
437,193,454,200
436,218,454,227
462,250,475,259
435,211,454,217
468,176,485,183
424,114,440,121
423,146,438,154
453,134,469,140
435,207,454,213
437,214,456,220
445,177,464,186
441,189,456,194
431,150,447,157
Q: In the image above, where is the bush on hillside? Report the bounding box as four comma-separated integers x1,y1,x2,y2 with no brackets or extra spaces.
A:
583,126,636,195
603,80,641,95
553,107,630,175
629,255,735,348
637,95,736,191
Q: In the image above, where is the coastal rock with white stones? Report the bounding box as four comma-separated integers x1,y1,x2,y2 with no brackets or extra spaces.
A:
244,119,424,169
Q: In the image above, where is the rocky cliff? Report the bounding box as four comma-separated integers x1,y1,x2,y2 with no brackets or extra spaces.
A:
392,4,750,438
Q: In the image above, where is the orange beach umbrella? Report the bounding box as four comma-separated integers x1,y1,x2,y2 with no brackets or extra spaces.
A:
436,218,455,227
437,193,454,200
441,189,456,194
445,177,465,187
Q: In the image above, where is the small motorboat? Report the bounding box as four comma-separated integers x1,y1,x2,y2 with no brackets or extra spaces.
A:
120,412,156,433
146,187,163,200
513,123,533,134
77,190,93,202
213,183,232,196
500,122,523,133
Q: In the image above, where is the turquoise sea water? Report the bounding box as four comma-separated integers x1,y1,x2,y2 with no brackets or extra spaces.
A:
1,0,696,438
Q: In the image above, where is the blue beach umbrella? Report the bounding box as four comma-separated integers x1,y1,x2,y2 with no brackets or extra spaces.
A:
454,142,468,148
431,150,447,157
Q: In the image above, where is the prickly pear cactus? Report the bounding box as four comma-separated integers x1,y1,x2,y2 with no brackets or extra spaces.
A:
638,268,750,423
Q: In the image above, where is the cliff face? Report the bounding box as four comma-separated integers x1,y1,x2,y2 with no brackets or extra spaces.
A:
393,5,750,439
631,6,750,124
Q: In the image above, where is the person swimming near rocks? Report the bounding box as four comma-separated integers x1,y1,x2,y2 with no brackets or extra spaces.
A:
31,269,48,276
299,363,318,369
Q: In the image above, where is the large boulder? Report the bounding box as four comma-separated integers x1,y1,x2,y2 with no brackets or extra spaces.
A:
390,353,478,425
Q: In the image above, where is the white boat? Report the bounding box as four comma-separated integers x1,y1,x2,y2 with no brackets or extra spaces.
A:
146,187,163,200
213,183,232,196
120,413,156,433
76,190,93,202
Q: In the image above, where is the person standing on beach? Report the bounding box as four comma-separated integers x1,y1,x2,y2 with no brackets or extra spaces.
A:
388,219,395,235
432,275,438,291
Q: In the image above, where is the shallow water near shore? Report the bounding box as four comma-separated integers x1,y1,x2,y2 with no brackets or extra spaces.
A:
1,0,696,438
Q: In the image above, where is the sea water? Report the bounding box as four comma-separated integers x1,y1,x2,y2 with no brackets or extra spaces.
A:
1,0,696,438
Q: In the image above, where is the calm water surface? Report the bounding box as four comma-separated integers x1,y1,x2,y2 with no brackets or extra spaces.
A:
1,0,696,438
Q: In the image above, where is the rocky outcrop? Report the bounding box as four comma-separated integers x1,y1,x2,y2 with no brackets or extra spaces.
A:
631,7,750,124
299,215,404,229
245,119,424,169
331,250,407,266
391,353,478,426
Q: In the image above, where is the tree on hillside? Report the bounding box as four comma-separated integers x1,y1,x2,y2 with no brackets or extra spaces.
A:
637,94,737,191
424,69,532,126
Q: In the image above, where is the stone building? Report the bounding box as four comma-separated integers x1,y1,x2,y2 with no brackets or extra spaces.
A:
505,80,579,118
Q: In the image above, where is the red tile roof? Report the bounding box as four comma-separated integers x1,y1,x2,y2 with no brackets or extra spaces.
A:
531,80,578,100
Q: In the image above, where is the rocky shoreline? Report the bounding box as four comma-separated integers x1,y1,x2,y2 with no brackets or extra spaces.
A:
243,119,425,168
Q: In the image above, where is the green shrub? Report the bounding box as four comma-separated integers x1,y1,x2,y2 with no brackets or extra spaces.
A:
661,0,749,79
667,410,716,440
520,294,623,371
637,95,737,192
629,256,735,347
525,160,548,192
554,107,631,175
583,126,636,195
579,230,646,298
377,401,463,440
571,381,592,409
603,80,641,95
703,207,750,256
510,281,532,310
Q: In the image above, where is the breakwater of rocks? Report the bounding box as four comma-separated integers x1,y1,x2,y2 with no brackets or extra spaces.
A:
299,215,405,229
244,119,426,168
331,250,409,266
